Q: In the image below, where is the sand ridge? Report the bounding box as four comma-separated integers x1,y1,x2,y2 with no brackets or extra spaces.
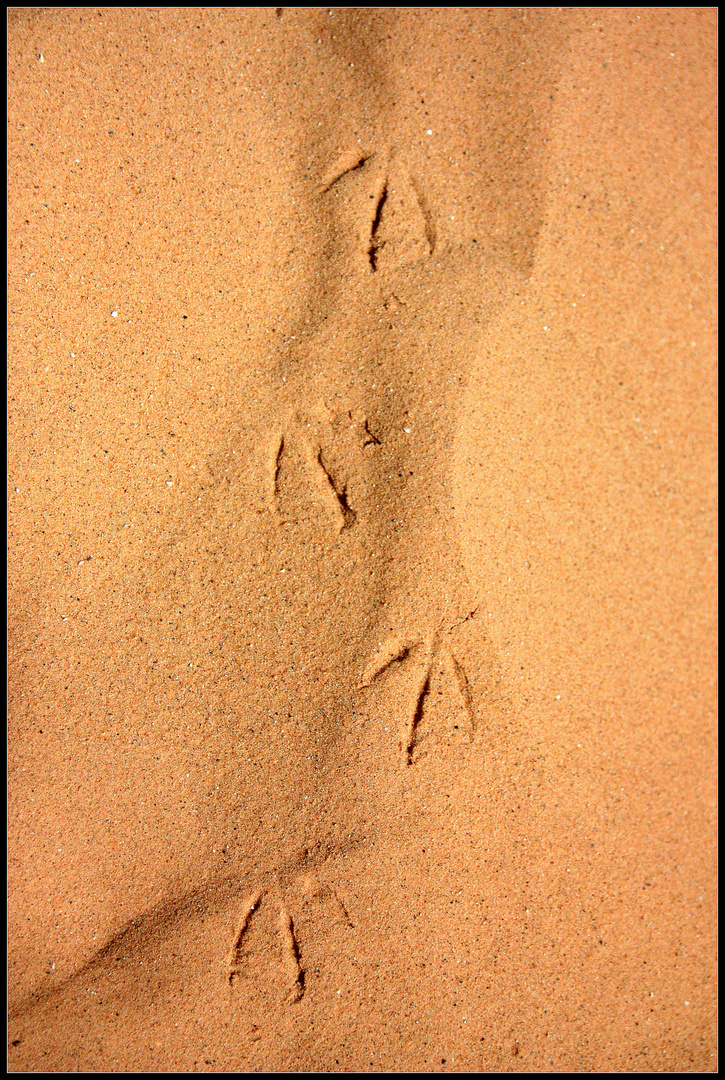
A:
8,7,716,1072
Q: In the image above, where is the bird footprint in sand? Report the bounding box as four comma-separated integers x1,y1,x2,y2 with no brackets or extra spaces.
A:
226,868,353,1004
360,616,478,766
265,406,380,533
319,145,436,276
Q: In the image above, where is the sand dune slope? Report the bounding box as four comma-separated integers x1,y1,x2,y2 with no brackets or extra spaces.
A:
8,8,716,1072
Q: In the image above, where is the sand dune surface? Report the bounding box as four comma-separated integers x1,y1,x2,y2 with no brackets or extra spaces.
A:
8,8,716,1072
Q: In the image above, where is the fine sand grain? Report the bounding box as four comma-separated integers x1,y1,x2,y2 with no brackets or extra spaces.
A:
8,8,716,1072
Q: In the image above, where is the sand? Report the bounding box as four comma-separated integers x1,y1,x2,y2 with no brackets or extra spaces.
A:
7,7,716,1072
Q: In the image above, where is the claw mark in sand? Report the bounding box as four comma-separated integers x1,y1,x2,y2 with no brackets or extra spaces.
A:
227,890,262,985
409,174,436,255
441,647,476,741
278,904,305,1003
299,871,355,929
359,636,412,688
301,436,356,533
362,418,381,447
400,632,438,766
319,148,373,194
267,432,285,518
368,171,388,273
332,889,354,929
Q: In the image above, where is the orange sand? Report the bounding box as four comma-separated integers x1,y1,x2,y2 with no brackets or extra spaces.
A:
8,8,716,1072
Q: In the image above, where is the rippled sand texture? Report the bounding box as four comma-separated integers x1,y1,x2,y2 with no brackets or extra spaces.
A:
8,8,716,1072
